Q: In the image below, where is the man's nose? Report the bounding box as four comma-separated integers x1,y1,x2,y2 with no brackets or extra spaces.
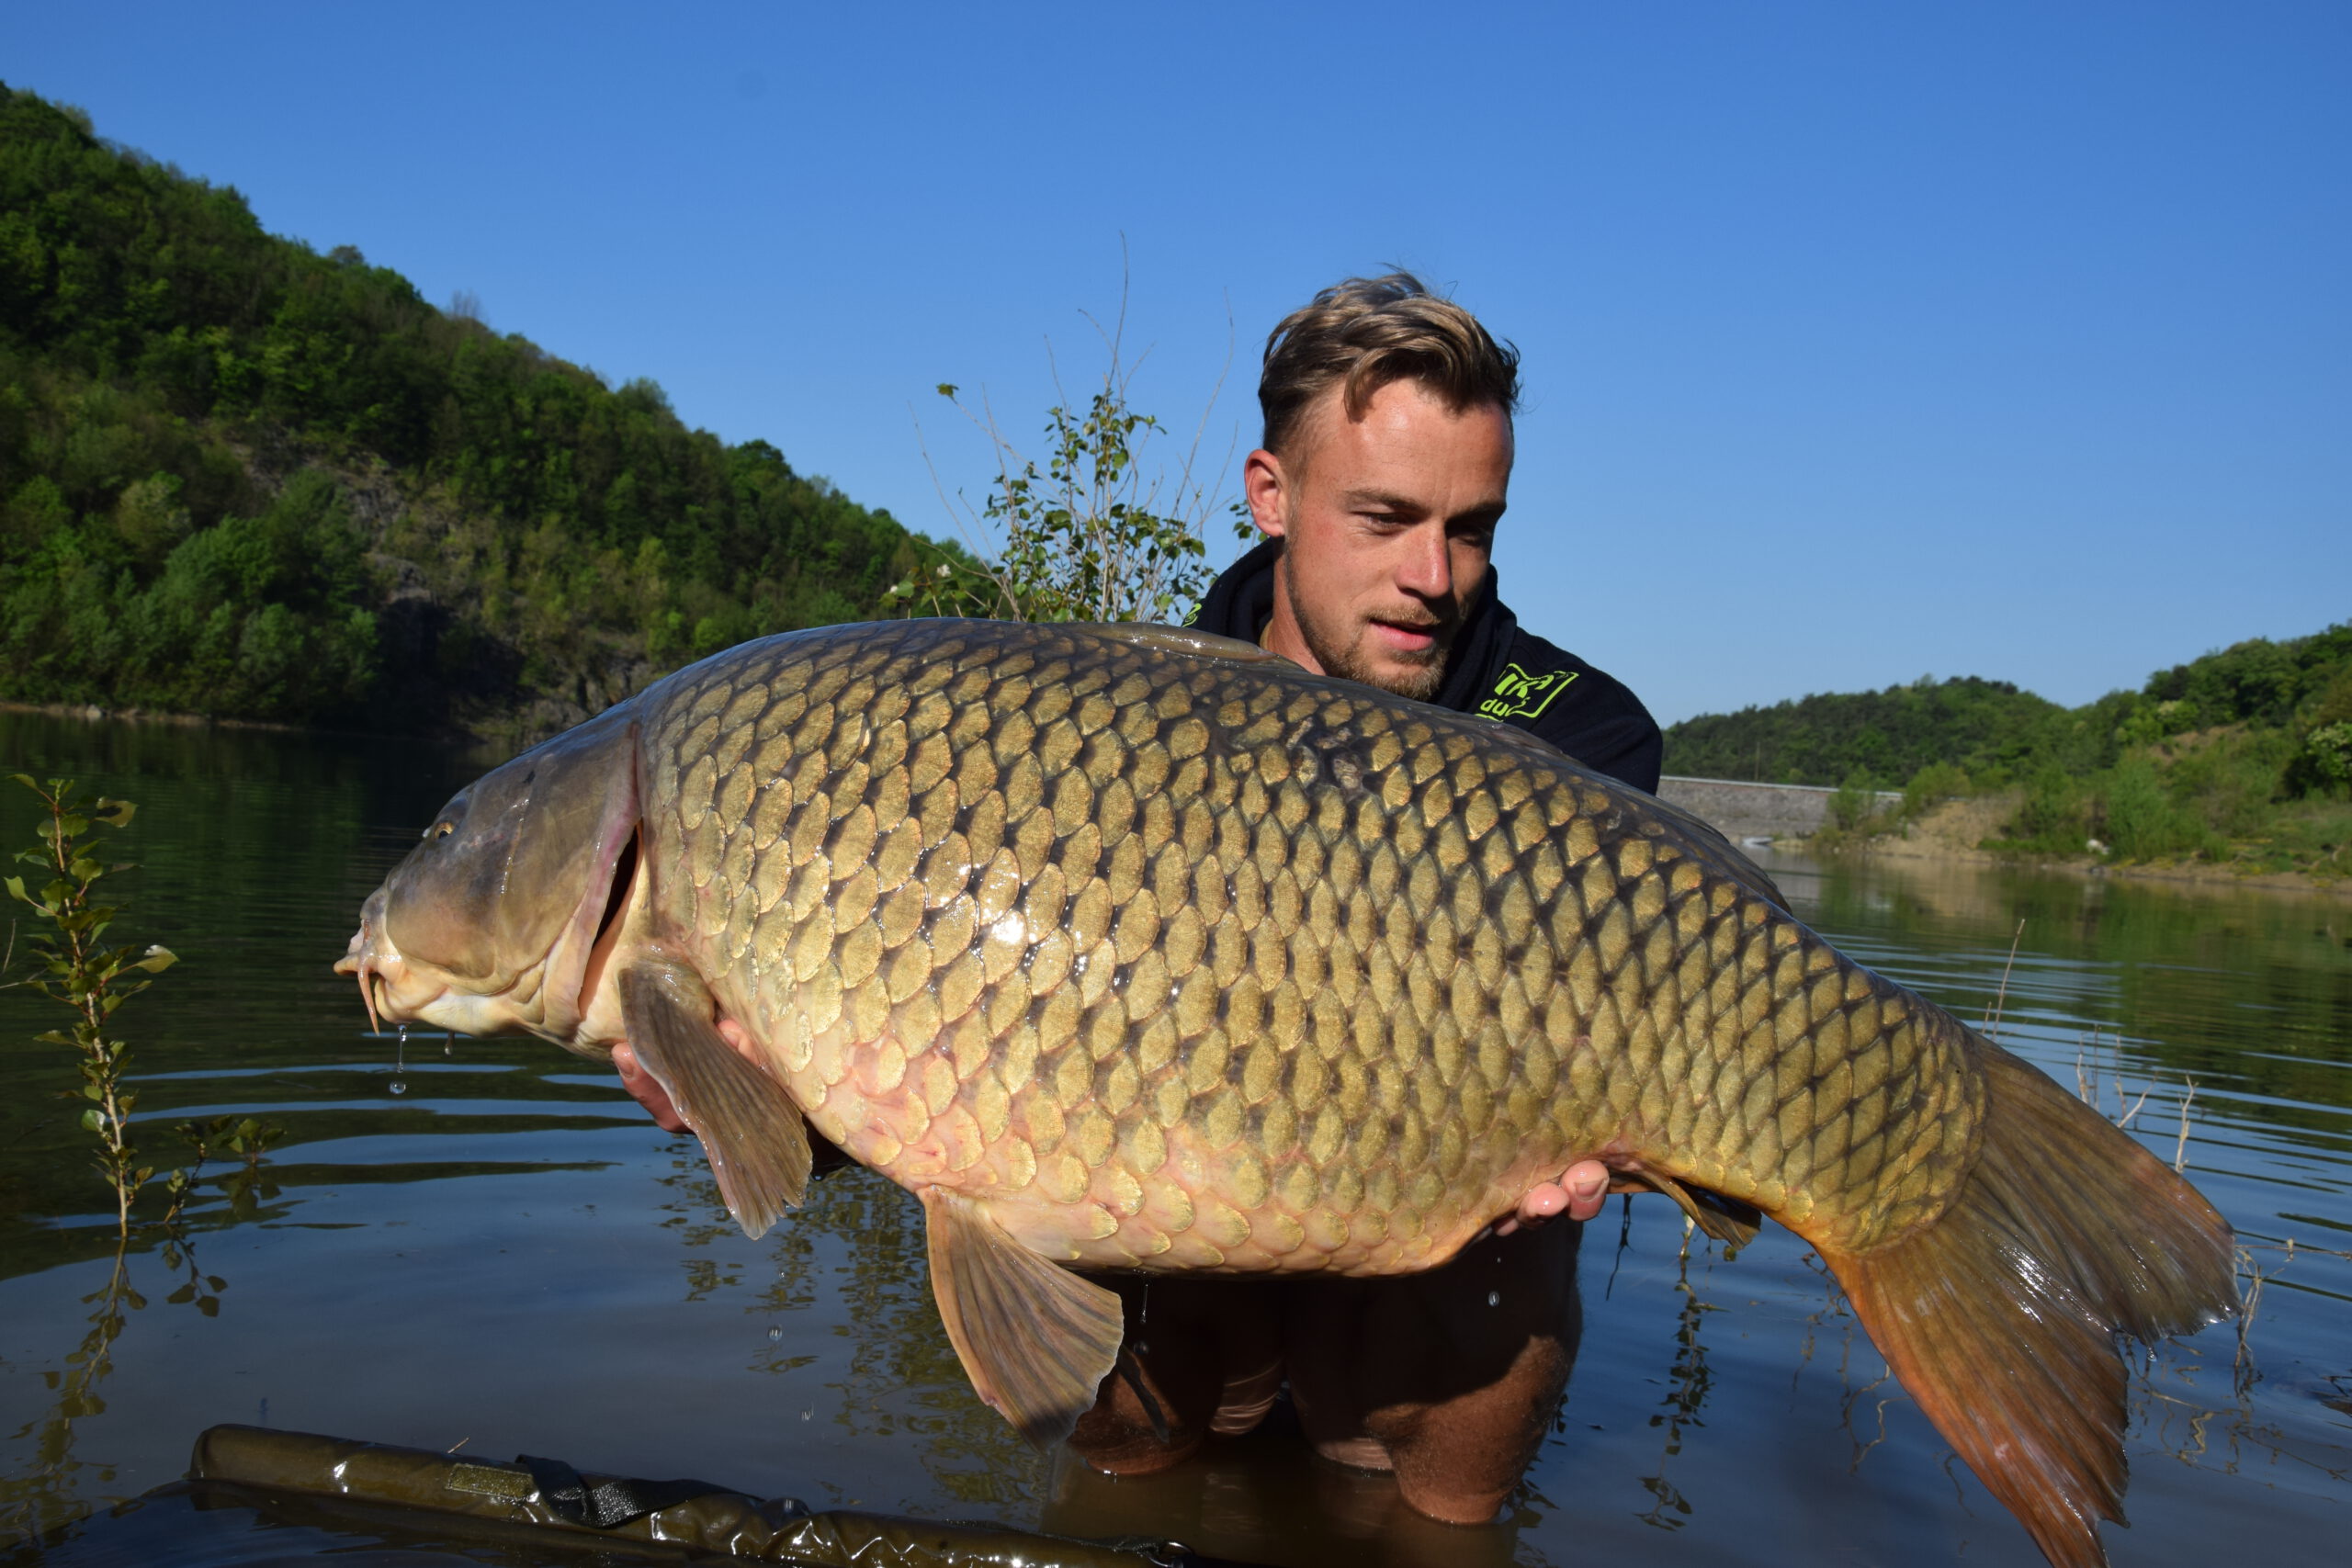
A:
1395,525,1452,600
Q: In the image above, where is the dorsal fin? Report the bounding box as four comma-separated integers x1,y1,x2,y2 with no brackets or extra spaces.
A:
1071,623,1295,666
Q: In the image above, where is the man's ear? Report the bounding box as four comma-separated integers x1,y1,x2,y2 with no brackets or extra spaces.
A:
1242,448,1288,538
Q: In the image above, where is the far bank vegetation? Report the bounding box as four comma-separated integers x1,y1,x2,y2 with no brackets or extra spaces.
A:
1665,626,2352,882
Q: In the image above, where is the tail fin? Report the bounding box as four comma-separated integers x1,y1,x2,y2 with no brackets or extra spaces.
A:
1831,1043,2236,1568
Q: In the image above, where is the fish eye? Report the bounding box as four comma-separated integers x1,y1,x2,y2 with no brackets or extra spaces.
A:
422,820,455,840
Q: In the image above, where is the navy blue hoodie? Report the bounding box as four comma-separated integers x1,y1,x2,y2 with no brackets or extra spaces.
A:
1184,539,1664,793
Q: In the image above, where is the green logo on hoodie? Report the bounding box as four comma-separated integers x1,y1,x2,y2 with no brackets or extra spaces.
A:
1478,663,1577,723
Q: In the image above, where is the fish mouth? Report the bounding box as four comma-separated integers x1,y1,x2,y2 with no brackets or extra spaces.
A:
334,896,492,1037
335,889,395,1033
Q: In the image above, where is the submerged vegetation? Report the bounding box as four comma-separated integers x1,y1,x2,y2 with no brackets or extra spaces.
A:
0,85,934,739
1666,623,2352,878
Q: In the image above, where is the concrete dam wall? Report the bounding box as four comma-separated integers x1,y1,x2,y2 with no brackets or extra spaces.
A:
1654,775,1900,841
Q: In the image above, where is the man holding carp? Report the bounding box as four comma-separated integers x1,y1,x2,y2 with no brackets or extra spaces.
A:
1060,274,1662,1518
608,273,1657,1522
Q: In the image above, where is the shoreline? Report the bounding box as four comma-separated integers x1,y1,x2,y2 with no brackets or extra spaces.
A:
0,698,481,747
1782,830,2351,899
0,697,307,733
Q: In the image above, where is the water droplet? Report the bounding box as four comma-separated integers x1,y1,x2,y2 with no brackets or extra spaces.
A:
390,1080,407,1096
1487,1291,1500,1307
767,1325,783,1341
390,1025,407,1095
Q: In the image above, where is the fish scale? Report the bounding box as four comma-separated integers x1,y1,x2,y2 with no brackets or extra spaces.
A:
635,620,1971,1272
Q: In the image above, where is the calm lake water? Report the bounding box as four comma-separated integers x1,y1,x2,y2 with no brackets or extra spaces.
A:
1,710,2346,1566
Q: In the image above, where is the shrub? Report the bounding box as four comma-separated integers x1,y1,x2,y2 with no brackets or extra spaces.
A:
2284,721,2352,799
2102,756,2199,861
1827,770,1883,833
2012,761,2086,848
1901,761,1971,820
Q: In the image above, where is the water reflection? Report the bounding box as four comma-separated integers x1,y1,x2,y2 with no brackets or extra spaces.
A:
2,1249,135,1543
1635,1240,1719,1532
1,1222,238,1545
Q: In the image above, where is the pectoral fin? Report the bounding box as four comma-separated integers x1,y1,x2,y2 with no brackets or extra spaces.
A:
618,958,809,1238
1633,1170,1763,1249
921,1188,1125,1447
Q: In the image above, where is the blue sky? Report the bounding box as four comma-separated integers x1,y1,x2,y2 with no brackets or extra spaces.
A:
6,1,2346,726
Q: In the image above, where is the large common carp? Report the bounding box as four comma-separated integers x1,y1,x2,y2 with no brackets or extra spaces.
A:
339,619,2233,1567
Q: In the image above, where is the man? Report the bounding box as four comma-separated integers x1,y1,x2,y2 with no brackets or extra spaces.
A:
1064,275,1659,1524
1203,272,1657,1232
1193,273,1662,789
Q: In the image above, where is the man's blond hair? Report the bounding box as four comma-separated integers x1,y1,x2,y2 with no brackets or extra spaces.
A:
1257,273,1521,458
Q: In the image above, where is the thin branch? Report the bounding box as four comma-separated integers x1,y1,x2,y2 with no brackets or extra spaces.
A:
2176,1076,2198,1171
1983,918,2026,1041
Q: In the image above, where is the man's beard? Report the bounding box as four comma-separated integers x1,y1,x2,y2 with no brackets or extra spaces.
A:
1294,595,1451,703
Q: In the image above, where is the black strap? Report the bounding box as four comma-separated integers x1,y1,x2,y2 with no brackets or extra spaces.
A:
514,1453,741,1529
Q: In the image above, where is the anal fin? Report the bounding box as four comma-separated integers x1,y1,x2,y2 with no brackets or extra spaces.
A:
1634,1170,1763,1249
619,958,809,1238
921,1188,1125,1448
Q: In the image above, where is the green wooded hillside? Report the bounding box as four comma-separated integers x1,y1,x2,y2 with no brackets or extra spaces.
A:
1666,626,2352,790
0,85,944,738
1665,675,2067,786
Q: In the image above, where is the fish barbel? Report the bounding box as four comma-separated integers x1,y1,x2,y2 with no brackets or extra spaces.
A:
338,618,2234,1567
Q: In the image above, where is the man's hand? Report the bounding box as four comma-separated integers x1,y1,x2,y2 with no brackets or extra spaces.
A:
1489,1159,1611,1236
613,1041,688,1132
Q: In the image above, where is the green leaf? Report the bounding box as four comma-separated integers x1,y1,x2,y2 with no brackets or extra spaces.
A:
80,1109,102,1131
134,946,176,973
